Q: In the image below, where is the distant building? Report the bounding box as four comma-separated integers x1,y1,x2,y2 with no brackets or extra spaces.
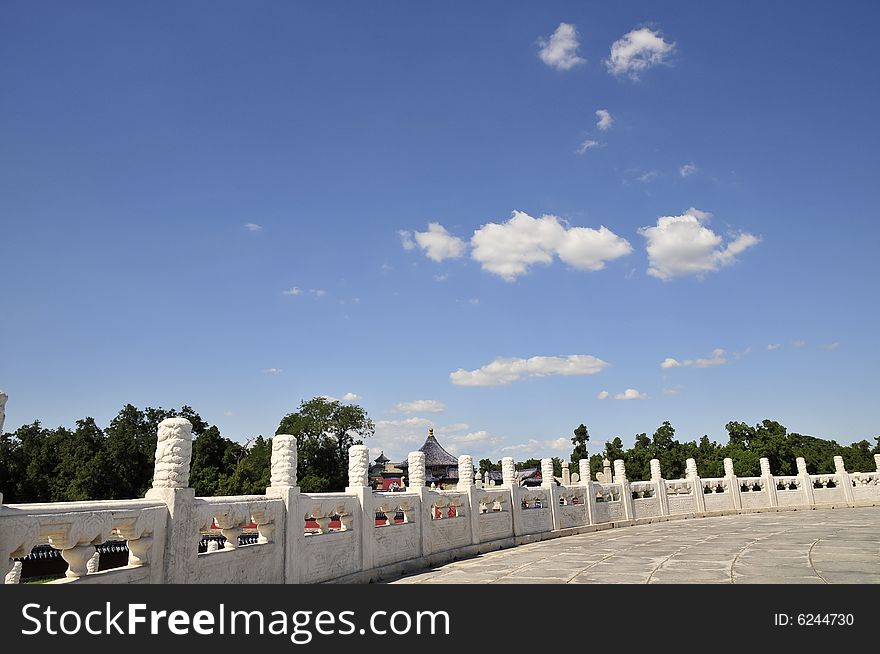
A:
397,428,459,489
369,451,405,491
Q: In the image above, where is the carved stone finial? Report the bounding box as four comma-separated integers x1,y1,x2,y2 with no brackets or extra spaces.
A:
723,457,735,477
650,458,662,481
833,456,846,475
151,418,193,489
561,461,571,486
541,458,554,488
501,457,516,487
602,458,612,482
759,457,772,477
613,459,627,483
407,451,426,488
578,459,590,484
796,457,808,476
347,445,370,487
270,435,298,487
685,458,698,478
458,455,475,490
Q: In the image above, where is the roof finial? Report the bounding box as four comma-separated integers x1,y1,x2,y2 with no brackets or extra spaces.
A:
428,428,434,438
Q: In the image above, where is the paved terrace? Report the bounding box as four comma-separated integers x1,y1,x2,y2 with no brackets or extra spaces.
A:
389,507,880,584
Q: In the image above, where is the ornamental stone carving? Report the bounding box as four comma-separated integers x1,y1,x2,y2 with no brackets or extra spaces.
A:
796,457,809,476
724,458,735,477
561,462,571,486
834,456,846,475
270,435,298,487
347,445,370,488
685,458,698,478
502,457,516,487
4,560,21,585
760,457,772,477
875,454,880,473
151,418,193,489
541,458,554,487
650,459,662,481
578,459,590,484
458,455,475,490
407,451,426,488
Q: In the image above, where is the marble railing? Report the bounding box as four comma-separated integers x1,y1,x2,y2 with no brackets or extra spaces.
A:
2,422,879,585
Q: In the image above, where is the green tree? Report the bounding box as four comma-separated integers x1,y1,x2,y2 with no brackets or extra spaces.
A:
571,423,590,462
276,397,374,492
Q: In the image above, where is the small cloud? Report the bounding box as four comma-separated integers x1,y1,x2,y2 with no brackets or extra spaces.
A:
767,343,781,351
662,386,684,396
660,348,727,369
401,223,467,262
597,390,609,400
223,410,235,417
282,287,303,296
342,392,361,402
614,388,648,400
393,399,446,414
451,354,608,387
576,139,600,155
437,423,469,434
606,27,676,80
822,342,840,350
792,340,807,348
538,22,586,71
636,171,658,183
680,163,697,177
243,223,263,232
596,109,614,131
381,263,393,272
310,289,327,297
434,273,449,282
263,368,282,374
549,437,569,450
398,231,416,251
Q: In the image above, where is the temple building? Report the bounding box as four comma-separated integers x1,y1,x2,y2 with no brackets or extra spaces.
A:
369,451,405,491
397,428,459,489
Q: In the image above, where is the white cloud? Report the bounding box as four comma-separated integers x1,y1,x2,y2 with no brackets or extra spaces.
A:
606,27,675,79
282,287,303,296
243,223,263,232
400,223,467,262
596,109,614,131
767,343,781,351
636,171,658,183
500,437,570,456
437,422,469,434
822,342,840,350
662,385,684,396
393,399,446,414
263,368,282,374
538,22,586,71
639,209,760,280
576,139,600,155
470,210,632,281
310,289,327,297
450,354,608,387
342,392,361,402
660,348,727,369
792,340,807,348
398,230,416,251
597,390,609,400
680,163,697,177
223,410,235,417
614,388,648,400
434,273,449,282
449,430,492,444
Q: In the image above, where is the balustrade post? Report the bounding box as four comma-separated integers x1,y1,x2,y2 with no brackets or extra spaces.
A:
602,458,612,484
561,461,571,486
407,451,430,560
540,458,563,529
759,458,778,508
457,455,481,545
345,444,373,574
686,458,706,514
875,454,880,474
501,456,516,488
614,460,634,521
796,457,815,507
145,417,196,583
266,434,300,583
834,456,854,505
650,459,669,516
724,458,742,511
579,459,596,525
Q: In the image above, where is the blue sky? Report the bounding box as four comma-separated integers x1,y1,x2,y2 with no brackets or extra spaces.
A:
2,2,878,463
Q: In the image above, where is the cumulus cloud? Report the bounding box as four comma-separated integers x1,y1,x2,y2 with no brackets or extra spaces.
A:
538,22,586,70
450,354,608,387
471,211,632,281
400,223,467,262
606,27,676,79
437,422,469,434
398,230,416,250
263,368,282,374
639,208,760,280
310,289,327,297
660,348,727,369
767,343,781,351
596,109,614,131
614,388,648,400
501,437,571,456
636,171,658,183
680,163,697,177
822,342,840,350
243,223,263,232
575,139,601,155
597,390,609,400
282,287,303,296
792,340,806,348
393,399,446,414
342,392,361,402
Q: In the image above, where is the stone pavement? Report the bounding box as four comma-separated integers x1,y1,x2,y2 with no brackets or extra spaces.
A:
389,507,880,584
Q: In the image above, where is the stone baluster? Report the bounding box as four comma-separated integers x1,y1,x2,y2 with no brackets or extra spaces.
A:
613,459,628,483
874,454,880,474
347,445,370,488
146,418,196,584
474,471,482,489
578,458,596,524
501,457,516,487
541,458,554,488
723,457,742,510
685,458,706,514
345,444,373,573
602,458,612,484
407,452,426,489
796,457,815,506
834,456,854,504
457,455,475,490
561,461,571,486
265,433,300,583
456,455,479,545
613,460,635,520
650,458,669,516
758,457,778,507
